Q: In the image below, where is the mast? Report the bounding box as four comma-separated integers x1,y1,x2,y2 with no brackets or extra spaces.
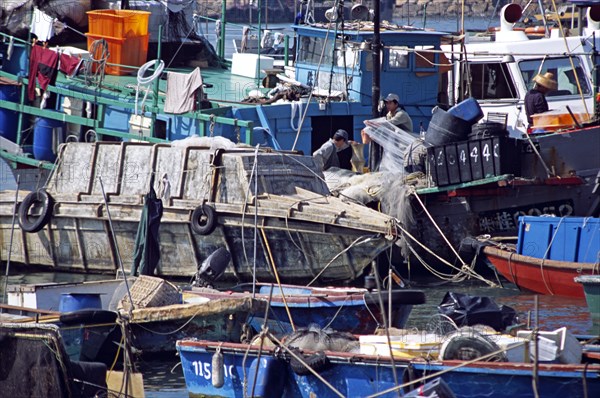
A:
370,0,382,170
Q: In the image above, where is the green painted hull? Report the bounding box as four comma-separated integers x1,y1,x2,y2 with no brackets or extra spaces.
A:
575,275,600,323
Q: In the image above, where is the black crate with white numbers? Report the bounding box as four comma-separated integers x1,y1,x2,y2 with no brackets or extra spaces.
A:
427,136,521,186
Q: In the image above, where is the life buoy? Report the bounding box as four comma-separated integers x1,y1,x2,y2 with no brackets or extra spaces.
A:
289,350,331,376
59,309,118,325
18,190,53,233
190,204,217,235
439,331,506,362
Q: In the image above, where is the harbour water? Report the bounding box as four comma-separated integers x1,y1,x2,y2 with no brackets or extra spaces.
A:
0,271,596,397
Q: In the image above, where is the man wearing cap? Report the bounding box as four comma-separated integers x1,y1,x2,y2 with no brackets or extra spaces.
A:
383,93,413,132
313,129,353,171
524,72,557,126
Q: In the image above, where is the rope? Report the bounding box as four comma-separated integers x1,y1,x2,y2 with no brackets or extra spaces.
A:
367,340,529,397
260,228,296,332
550,0,590,115
539,216,567,295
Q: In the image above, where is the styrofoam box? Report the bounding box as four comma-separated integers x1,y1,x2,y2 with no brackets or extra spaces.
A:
231,53,274,79
494,335,530,363
359,334,442,359
517,327,582,364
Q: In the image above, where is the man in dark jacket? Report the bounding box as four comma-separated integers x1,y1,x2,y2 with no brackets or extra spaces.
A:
524,72,557,126
313,129,353,171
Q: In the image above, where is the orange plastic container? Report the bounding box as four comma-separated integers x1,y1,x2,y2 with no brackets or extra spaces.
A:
87,10,150,39
531,111,591,132
86,33,149,76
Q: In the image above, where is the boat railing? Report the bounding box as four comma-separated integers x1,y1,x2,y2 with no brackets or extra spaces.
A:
0,32,255,169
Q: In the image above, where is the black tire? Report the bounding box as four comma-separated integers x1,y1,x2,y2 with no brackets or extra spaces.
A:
59,309,118,325
290,350,331,376
18,190,53,233
440,335,506,362
190,204,217,235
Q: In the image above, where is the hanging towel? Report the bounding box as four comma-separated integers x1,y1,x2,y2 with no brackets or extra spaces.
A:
30,8,55,42
164,67,203,114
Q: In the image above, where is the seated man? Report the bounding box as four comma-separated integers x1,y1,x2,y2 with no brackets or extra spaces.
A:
313,129,353,171
524,72,557,126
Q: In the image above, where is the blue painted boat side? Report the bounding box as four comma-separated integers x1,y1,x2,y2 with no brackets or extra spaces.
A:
177,342,600,398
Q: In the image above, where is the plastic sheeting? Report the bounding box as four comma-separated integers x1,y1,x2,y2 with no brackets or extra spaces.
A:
362,117,417,172
438,292,519,332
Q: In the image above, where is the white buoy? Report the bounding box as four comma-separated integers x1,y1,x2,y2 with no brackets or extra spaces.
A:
212,347,224,388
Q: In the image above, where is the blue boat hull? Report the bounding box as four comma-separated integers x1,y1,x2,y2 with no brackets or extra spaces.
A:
177,341,600,398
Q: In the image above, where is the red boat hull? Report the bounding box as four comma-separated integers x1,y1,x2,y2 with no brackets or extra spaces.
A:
484,246,598,298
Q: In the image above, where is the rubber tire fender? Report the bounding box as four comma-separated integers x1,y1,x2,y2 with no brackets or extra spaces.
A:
18,190,53,233
290,350,331,376
440,335,506,362
190,204,217,235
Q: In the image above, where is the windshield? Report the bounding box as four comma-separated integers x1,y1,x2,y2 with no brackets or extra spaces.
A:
519,57,591,96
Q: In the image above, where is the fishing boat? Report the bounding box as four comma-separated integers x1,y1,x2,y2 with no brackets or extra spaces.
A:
176,337,600,398
387,2,600,272
5,275,266,359
0,139,397,282
186,282,426,336
482,216,599,298
575,275,600,323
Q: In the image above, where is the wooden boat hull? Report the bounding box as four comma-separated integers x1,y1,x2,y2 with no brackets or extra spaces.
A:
0,142,397,283
575,275,600,323
5,279,266,358
483,246,599,298
176,340,600,398
188,284,426,336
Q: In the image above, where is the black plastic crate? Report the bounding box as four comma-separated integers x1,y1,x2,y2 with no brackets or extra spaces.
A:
427,136,522,186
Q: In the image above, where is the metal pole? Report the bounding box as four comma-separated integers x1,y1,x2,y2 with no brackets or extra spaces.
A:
220,0,227,58
369,0,382,171
99,177,135,313
150,24,163,139
1,176,20,310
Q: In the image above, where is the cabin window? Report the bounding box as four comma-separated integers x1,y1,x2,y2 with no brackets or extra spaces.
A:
467,63,518,100
388,48,409,69
298,36,358,69
298,36,333,65
519,57,591,96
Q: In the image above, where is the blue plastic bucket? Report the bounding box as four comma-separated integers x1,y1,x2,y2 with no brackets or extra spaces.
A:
0,85,19,142
33,117,65,162
59,293,102,312
448,97,484,124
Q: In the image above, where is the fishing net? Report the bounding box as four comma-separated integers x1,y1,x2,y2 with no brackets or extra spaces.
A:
0,323,107,397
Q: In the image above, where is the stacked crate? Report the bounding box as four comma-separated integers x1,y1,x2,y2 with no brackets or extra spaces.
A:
86,10,151,75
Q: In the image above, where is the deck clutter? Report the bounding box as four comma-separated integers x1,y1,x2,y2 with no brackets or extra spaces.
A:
1,0,600,397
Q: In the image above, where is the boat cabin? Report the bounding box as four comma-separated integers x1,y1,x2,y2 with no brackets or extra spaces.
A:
444,4,600,136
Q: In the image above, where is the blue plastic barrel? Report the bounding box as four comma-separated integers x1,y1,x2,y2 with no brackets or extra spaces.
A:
33,117,65,162
448,97,484,124
59,293,102,312
0,43,29,75
0,85,19,141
